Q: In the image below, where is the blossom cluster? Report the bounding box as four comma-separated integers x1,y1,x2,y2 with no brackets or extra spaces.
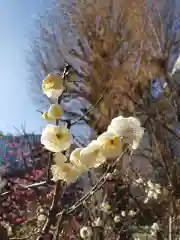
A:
40,72,144,185
0,168,47,225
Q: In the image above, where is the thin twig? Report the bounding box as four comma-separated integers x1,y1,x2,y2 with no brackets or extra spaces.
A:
47,152,53,183
10,230,39,240
124,92,180,140
70,86,107,126
57,148,128,217
52,210,65,240
36,181,62,240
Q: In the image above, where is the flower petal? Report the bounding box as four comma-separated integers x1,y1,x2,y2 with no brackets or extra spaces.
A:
51,164,79,184
53,152,68,166
48,104,63,120
70,148,88,171
80,141,106,168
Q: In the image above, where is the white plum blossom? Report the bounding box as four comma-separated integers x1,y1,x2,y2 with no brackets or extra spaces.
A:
134,177,144,185
47,103,64,120
97,131,123,158
39,208,45,214
41,124,72,152
80,141,106,168
80,226,93,239
51,152,81,184
144,180,161,203
93,217,103,227
121,211,126,217
37,214,47,222
128,210,136,216
42,112,55,122
70,148,89,172
107,116,144,150
42,73,65,99
101,202,111,213
114,215,121,223
150,223,160,237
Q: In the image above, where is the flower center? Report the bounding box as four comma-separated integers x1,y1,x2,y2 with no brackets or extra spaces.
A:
103,137,119,149
44,79,55,90
56,133,62,140
62,165,71,174
93,149,100,157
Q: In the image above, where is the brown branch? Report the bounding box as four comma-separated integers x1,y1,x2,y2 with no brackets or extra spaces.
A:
52,210,65,240
0,179,54,200
36,181,62,240
47,152,53,184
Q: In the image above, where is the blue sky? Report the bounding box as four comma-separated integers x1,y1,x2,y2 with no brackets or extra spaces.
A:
0,0,49,135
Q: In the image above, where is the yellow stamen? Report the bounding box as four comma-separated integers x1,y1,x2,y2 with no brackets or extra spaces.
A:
103,136,119,149
56,133,62,139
